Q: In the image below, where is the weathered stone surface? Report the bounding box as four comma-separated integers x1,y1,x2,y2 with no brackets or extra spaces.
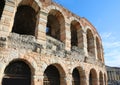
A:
0,0,107,85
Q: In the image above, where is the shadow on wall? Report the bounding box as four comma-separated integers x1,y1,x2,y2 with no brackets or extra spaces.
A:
0,0,5,20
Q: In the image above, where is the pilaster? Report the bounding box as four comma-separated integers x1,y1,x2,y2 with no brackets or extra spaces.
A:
37,9,48,49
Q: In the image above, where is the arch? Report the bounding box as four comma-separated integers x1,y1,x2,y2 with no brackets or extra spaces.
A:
96,37,102,61
86,29,95,57
89,68,98,85
46,9,65,42
72,68,80,85
17,0,42,9
70,20,83,48
0,0,5,20
43,64,66,85
71,66,86,85
2,60,32,85
99,71,103,85
12,0,40,36
12,5,37,36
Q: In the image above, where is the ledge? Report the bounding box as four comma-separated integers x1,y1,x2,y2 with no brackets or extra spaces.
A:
1,33,105,67
8,33,43,53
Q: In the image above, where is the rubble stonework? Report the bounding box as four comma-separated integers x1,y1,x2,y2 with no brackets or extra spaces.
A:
0,0,107,85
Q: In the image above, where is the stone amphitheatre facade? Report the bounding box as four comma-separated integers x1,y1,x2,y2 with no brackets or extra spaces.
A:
0,0,107,85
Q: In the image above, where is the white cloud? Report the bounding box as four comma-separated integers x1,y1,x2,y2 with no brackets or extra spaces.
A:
103,41,120,49
101,32,120,67
101,32,112,38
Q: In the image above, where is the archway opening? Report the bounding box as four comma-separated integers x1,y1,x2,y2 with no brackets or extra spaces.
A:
46,9,65,42
72,68,80,85
43,65,60,85
2,60,31,85
0,0,5,20
70,21,79,46
99,71,103,85
12,5,37,36
87,29,95,56
89,69,97,85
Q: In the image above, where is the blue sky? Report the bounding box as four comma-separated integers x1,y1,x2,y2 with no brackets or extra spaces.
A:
53,0,120,67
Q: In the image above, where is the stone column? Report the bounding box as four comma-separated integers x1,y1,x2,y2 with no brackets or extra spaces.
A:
100,46,104,63
94,38,98,60
64,22,71,51
0,0,16,37
0,73,5,85
65,74,72,85
114,70,117,80
32,75,44,85
37,9,48,50
109,71,112,81
108,71,111,81
86,77,90,85
94,78,99,85
82,31,88,57
60,74,67,85
107,72,109,81
111,71,114,80
80,71,87,85
118,71,120,80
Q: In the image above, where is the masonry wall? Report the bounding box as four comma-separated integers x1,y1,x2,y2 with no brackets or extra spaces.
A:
0,0,107,85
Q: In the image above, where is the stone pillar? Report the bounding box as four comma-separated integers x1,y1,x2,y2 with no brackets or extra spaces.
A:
104,75,106,85
111,71,114,80
114,70,117,80
109,71,112,81
94,38,98,60
65,74,72,85
60,74,67,85
79,70,87,85
107,72,109,81
64,22,71,51
81,77,87,85
116,72,119,80
0,73,5,85
82,31,88,57
118,71,120,80
0,0,16,37
37,9,47,49
101,47,104,63
86,77,89,85
108,71,111,81
94,78,99,85
32,75,44,85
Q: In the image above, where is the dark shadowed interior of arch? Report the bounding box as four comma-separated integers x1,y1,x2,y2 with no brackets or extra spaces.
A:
72,68,80,85
2,60,31,85
12,5,37,36
87,29,94,55
0,0,5,20
89,72,92,85
89,69,97,85
70,21,78,47
43,65,60,85
46,10,65,42
46,14,61,41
